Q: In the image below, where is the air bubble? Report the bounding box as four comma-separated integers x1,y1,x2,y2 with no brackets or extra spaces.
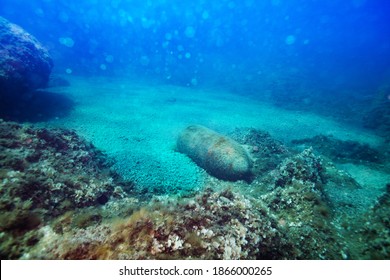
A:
285,35,296,45
59,37,75,48
184,26,196,38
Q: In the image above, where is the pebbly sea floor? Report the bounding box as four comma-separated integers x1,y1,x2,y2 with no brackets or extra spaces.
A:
41,75,389,195
1,75,389,259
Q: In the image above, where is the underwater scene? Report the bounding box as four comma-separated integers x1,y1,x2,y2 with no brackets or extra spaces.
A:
0,0,389,260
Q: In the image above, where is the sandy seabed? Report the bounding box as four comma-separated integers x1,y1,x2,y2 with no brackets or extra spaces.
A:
43,75,389,193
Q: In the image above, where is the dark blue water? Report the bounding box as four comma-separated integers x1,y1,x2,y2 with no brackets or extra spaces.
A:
1,0,389,90
1,0,390,261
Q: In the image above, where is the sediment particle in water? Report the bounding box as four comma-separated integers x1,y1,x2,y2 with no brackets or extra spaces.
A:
177,125,253,181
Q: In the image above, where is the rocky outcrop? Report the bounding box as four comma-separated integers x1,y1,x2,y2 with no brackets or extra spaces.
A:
363,85,390,142
0,16,53,96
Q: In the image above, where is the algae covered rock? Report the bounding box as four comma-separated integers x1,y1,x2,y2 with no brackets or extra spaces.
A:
177,125,253,181
0,16,53,96
0,119,117,217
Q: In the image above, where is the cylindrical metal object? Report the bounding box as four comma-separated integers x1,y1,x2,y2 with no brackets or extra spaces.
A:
177,125,253,181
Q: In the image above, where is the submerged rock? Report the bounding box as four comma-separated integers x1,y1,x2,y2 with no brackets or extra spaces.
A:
291,134,384,164
229,128,291,176
272,147,325,188
0,119,138,259
363,85,390,142
0,16,53,96
0,119,118,217
27,188,285,260
177,125,253,181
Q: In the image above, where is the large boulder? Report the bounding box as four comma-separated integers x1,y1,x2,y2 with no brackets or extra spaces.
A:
177,125,253,181
0,16,53,96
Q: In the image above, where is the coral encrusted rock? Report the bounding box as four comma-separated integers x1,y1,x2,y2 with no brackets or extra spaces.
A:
177,125,253,181
0,16,53,97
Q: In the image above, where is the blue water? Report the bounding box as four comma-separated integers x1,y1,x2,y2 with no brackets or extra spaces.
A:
1,0,390,260
1,0,389,89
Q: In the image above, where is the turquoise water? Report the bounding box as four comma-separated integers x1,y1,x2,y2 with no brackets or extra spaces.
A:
0,0,389,259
